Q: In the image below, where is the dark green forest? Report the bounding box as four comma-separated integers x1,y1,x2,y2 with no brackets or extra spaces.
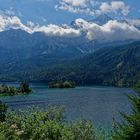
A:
38,41,140,87
49,80,76,88
0,41,140,87
0,82,31,96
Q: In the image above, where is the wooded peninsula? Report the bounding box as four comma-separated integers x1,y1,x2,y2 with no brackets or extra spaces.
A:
0,82,32,96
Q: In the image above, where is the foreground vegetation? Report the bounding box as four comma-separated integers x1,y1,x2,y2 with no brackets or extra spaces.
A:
0,105,106,140
0,81,140,139
49,80,75,88
111,85,140,140
0,82,32,96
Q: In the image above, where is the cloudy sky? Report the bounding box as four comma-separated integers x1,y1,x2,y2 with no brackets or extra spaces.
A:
0,0,140,43
0,0,139,25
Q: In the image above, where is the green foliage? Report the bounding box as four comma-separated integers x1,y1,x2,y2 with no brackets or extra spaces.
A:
0,83,32,96
112,83,140,140
0,84,19,96
49,80,75,88
134,80,140,88
70,119,106,140
0,107,105,140
19,82,32,93
133,80,140,95
0,101,7,122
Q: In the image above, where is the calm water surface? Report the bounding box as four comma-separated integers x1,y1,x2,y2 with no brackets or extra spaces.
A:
0,83,135,128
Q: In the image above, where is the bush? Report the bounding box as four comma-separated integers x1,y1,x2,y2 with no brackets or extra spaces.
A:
0,106,105,140
0,101,7,122
112,82,140,140
70,119,106,140
49,80,75,88
0,82,32,96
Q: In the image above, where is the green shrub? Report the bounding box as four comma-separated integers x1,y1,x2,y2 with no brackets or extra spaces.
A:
0,101,7,122
0,106,105,140
112,83,140,140
70,119,106,140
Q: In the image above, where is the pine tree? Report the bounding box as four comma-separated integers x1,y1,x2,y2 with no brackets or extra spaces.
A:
112,81,140,140
0,101,7,122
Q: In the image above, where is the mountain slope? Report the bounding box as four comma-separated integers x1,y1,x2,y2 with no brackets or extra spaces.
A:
1,41,140,86
1,14,140,67
27,41,140,86
0,29,87,65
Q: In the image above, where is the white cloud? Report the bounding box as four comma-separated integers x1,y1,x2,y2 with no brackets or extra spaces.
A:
100,2,111,13
128,19,140,27
0,13,80,37
74,19,140,42
41,17,47,23
0,13,140,43
0,14,32,33
35,0,51,2
100,1,130,16
56,0,130,17
27,21,35,28
33,24,81,37
5,7,15,16
61,0,88,7
55,0,97,16
55,2,95,15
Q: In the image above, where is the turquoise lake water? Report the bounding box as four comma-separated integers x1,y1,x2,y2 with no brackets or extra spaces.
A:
0,83,135,128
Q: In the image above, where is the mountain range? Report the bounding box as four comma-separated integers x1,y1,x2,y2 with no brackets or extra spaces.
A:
0,15,137,62
0,15,140,86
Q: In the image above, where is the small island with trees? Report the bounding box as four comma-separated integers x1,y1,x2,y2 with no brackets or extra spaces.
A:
0,82,32,96
49,80,76,88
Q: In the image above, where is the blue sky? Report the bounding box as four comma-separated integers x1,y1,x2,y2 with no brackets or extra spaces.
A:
0,0,140,44
0,0,140,25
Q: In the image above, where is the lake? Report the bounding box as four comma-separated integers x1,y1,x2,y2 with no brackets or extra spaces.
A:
0,83,135,128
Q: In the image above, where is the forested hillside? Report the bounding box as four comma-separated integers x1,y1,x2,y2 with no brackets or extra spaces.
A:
1,41,140,87
31,41,140,86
